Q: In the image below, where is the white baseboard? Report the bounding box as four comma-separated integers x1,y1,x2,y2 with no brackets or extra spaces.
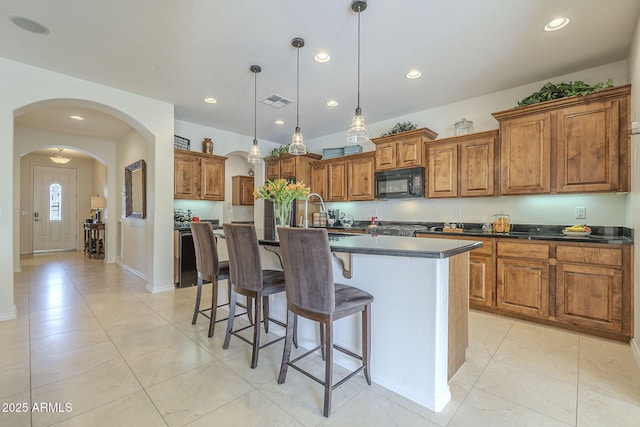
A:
115,259,147,280
631,338,640,370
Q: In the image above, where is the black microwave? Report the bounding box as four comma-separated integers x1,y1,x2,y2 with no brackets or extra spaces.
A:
375,167,424,199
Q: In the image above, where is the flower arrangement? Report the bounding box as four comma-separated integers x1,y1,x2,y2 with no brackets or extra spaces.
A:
254,179,310,231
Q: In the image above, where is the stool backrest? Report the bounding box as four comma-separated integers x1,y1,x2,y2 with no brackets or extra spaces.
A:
190,222,221,277
223,223,263,291
277,227,335,314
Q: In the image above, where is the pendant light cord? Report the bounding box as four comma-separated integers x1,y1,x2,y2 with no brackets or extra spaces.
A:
357,8,361,110
296,46,300,129
253,71,257,141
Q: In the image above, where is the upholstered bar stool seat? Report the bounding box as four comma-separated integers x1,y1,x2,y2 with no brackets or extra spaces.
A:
190,222,248,338
222,223,293,369
276,227,373,417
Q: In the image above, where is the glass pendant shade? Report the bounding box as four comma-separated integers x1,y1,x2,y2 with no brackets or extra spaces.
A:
247,139,262,163
289,126,306,155
347,108,369,144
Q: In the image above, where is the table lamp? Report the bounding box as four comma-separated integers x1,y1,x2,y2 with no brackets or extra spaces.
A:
91,196,106,223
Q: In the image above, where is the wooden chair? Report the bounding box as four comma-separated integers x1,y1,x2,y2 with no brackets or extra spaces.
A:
276,227,373,417
190,222,248,338
222,223,291,369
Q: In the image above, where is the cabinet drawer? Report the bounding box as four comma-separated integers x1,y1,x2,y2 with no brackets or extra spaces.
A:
497,241,549,260
556,245,622,267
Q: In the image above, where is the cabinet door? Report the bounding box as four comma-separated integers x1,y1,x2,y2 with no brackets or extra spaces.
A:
265,158,280,180
348,155,375,201
232,176,254,206
427,141,458,198
280,157,296,178
310,163,327,200
556,263,623,332
327,160,347,201
556,100,619,192
460,134,495,197
397,137,423,168
174,153,201,199
469,255,494,308
497,258,550,317
201,158,225,201
499,112,551,195
375,141,397,170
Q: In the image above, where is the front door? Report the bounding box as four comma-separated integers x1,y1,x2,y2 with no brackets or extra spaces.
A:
33,165,78,252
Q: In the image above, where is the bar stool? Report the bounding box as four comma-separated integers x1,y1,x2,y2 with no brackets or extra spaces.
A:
190,222,248,338
276,227,373,417
222,223,290,369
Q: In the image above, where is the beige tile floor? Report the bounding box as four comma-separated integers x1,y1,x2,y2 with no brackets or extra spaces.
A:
2,251,640,426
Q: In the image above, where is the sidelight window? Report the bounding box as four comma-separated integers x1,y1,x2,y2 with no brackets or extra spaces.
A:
50,183,62,221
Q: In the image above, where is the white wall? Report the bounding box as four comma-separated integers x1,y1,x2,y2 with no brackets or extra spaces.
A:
306,61,631,227
626,12,640,351
224,152,256,223
1,57,175,321
117,129,148,277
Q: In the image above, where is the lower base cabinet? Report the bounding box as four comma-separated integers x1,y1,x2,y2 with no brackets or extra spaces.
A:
418,234,633,340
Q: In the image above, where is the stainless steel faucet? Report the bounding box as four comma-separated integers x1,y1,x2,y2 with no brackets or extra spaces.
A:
303,192,327,228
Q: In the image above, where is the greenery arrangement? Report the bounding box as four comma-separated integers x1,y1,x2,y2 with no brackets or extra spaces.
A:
254,178,310,230
268,145,290,158
517,79,614,107
380,121,418,137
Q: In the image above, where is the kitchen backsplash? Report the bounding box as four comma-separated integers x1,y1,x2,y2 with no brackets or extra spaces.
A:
325,192,629,227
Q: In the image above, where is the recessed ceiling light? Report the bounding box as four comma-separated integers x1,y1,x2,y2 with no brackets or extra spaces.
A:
314,52,331,63
9,16,49,34
326,100,339,107
406,70,422,79
69,115,84,121
275,120,285,125
204,97,217,104
544,17,570,32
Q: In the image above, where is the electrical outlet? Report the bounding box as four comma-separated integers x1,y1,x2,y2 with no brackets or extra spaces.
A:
575,207,586,219
455,208,462,218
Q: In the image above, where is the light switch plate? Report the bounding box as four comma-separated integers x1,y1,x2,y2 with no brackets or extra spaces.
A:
575,207,586,219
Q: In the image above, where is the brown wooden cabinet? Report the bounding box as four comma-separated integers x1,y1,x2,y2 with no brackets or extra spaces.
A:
492,85,630,195
425,130,497,198
174,149,227,200
265,157,280,180
348,152,375,200
311,152,375,202
232,175,254,206
496,241,551,318
372,127,437,171
555,244,629,335
418,234,495,308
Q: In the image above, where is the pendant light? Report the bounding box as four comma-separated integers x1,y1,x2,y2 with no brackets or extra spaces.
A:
347,0,370,144
247,65,263,164
289,37,307,155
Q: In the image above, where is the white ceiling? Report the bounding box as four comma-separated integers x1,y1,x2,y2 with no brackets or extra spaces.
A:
3,0,640,145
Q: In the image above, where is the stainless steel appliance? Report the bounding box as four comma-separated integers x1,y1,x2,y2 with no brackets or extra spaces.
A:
374,167,424,199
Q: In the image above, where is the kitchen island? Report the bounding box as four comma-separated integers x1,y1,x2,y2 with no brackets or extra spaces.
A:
218,229,482,412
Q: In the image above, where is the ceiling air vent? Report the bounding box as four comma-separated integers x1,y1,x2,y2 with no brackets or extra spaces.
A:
260,94,293,108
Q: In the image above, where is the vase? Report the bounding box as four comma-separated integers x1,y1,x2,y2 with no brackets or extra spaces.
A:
273,201,293,240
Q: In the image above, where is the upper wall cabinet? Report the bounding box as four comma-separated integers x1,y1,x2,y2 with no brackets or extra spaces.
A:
174,149,227,200
492,85,631,195
310,152,376,202
263,153,321,184
372,127,438,171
